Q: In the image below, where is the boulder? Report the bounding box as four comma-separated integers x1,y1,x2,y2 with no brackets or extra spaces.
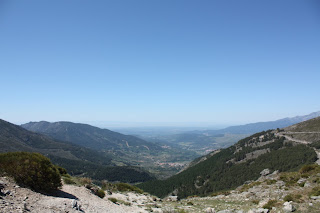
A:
260,169,270,176
248,208,269,213
283,201,295,212
311,196,320,200
204,207,215,213
166,196,178,202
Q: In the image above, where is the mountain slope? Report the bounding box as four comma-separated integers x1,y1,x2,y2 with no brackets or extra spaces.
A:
0,119,154,182
201,111,320,135
21,121,199,179
138,117,320,198
22,121,162,151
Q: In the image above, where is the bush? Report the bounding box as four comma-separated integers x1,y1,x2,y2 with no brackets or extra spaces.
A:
115,183,143,194
63,176,77,185
96,189,105,198
309,187,320,196
108,197,118,203
79,177,92,186
284,194,302,202
263,200,278,210
55,166,68,176
0,152,62,191
299,164,317,174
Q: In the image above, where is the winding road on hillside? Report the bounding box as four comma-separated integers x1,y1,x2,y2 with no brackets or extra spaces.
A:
275,131,320,165
275,132,311,144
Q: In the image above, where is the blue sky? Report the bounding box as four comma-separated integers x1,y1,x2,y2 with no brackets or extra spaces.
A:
1,0,320,127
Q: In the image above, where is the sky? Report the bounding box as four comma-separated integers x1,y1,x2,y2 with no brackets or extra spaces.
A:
1,0,320,127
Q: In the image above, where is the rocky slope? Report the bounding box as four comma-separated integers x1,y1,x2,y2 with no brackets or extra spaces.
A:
1,165,320,213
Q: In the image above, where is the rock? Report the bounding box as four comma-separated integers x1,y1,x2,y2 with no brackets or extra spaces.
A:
3,190,11,196
283,201,295,212
0,181,5,190
310,196,320,200
256,208,269,213
71,199,82,211
304,181,311,187
258,200,269,208
260,169,270,176
204,207,215,213
297,178,306,184
217,210,233,213
166,196,178,202
248,208,269,213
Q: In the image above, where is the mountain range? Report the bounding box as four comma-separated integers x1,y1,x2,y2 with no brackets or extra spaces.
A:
152,111,320,153
21,121,198,179
0,119,153,183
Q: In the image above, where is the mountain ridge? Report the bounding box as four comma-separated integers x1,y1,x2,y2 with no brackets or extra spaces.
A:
0,119,154,183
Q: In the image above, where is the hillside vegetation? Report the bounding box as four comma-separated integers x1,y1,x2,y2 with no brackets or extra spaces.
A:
139,128,319,198
0,152,61,191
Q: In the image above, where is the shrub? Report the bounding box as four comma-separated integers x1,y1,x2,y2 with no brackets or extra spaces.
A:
284,194,293,202
115,183,143,194
79,177,92,186
266,179,277,185
284,194,302,202
251,200,259,205
108,197,118,203
263,200,278,210
55,166,68,176
63,176,77,185
309,187,320,196
0,152,61,191
96,189,105,198
300,164,317,174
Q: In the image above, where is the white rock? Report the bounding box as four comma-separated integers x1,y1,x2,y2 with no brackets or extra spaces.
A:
260,169,270,176
283,201,295,212
204,207,215,213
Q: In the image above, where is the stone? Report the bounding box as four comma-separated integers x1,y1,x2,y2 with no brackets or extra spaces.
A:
248,208,269,213
256,208,269,213
71,199,81,211
166,196,178,202
304,181,311,187
216,210,233,213
311,196,320,200
260,169,270,176
297,178,306,184
204,207,215,213
3,190,11,196
283,201,295,212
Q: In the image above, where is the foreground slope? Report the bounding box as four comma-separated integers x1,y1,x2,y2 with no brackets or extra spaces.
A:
2,164,320,213
0,119,153,182
139,117,320,198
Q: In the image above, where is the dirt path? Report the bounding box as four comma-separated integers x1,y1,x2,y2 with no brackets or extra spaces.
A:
0,177,152,213
275,133,310,144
